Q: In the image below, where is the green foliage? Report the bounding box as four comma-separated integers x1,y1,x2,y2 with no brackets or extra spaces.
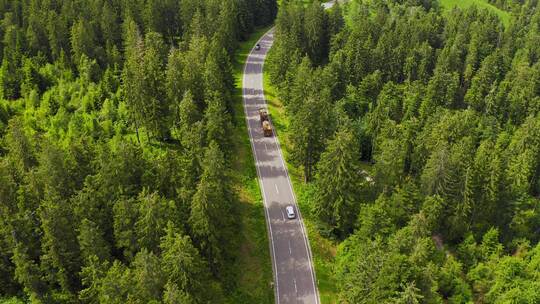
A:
0,0,277,302
189,141,235,276
267,0,540,302
313,128,364,238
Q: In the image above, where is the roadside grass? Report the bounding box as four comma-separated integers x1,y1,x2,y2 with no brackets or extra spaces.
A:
278,0,316,6
0,298,24,304
439,0,511,26
227,26,274,304
264,73,339,304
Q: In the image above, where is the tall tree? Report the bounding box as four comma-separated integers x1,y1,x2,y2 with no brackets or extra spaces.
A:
39,190,81,294
313,128,364,237
135,189,177,251
160,224,219,301
188,141,234,276
304,1,329,65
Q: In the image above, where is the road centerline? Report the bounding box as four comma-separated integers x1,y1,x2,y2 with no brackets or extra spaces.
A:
242,18,327,302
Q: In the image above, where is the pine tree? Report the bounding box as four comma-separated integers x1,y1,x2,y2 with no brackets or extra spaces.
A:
5,118,35,174
313,128,363,238
163,282,195,304
143,0,180,42
140,32,169,139
97,261,131,304
160,224,217,301
421,145,452,197
452,166,475,232
135,189,177,251
0,20,22,100
70,18,98,67
78,219,111,264
188,141,234,275
176,91,204,205
100,0,120,47
288,58,336,182
392,282,424,304
113,196,139,260
39,190,81,294
204,92,232,155
122,19,144,144
46,11,69,61
12,242,48,302
166,48,185,121
131,249,165,302
78,255,107,304
304,1,329,65
181,35,209,107
328,2,345,37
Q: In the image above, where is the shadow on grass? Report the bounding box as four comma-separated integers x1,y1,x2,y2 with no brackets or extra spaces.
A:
226,25,274,304
227,187,274,304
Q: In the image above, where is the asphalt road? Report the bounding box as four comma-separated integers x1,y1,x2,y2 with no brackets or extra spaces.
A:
242,29,320,304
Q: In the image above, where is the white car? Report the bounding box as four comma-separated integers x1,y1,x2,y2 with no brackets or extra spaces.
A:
255,43,261,50
286,205,296,219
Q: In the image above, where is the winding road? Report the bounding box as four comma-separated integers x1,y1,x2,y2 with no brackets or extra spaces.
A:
242,2,339,303
242,29,319,304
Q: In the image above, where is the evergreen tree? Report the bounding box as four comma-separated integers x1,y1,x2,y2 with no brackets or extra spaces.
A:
313,128,364,238
122,19,145,144
39,190,81,294
188,141,234,275
139,32,169,139
304,1,329,65
97,261,131,304
78,219,111,264
135,189,177,251
78,255,107,304
70,18,100,67
160,224,219,301
0,21,22,100
204,92,232,155
113,196,139,260
131,249,165,302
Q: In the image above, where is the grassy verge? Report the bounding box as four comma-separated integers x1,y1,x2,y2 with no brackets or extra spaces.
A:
439,0,511,26
0,298,24,304
226,26,274,304
263,73,339,304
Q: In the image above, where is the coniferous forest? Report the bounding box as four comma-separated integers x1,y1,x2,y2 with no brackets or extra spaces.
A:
268,0,540,303
1,0,540,303
0,0,277,303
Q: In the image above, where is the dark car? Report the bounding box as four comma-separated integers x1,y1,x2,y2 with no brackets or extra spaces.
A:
255,43,261,50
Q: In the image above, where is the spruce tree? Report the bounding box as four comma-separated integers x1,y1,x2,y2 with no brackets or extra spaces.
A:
160,224,217,301
313,128,363,238
188,141,233,275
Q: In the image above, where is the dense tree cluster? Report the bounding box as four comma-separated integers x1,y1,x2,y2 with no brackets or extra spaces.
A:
0,0,276,302
487,0,524,12
268,0,540,302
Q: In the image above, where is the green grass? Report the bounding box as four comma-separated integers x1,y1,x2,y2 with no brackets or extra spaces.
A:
263,73,339,304
226,26,274,304
0,298,24,304
439,0,511,26
278,0,317,6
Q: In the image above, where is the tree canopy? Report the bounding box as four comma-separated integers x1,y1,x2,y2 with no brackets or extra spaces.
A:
0,0,277,302
267,0,540,302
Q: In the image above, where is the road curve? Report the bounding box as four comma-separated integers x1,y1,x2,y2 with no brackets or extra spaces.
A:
242,29,320,304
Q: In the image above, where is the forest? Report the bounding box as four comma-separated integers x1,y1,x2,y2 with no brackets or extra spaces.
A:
0,0,277,303
267,0,540,302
